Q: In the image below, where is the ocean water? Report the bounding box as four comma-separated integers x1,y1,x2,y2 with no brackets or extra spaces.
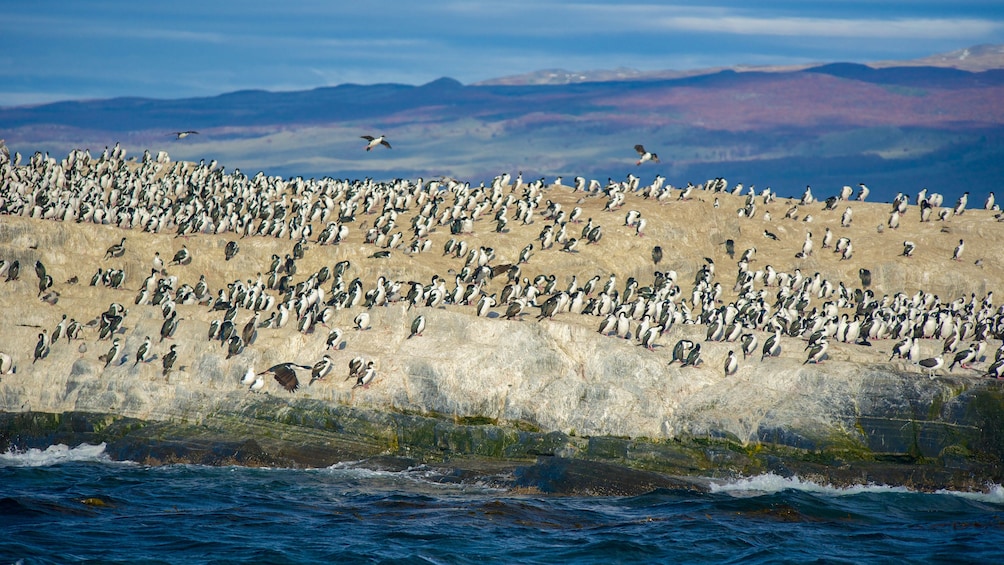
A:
2,444,1003,564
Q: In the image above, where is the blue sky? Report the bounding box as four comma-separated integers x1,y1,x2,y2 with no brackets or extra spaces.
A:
2,1,1003,106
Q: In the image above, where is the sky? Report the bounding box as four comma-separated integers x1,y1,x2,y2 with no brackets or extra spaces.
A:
1,1,1003,107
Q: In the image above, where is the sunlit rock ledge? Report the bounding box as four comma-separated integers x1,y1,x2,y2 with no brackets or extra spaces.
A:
1,148,1002,491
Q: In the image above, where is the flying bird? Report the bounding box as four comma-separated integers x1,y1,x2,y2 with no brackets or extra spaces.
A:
634,144,659,165
361,135,391,151
172,131,199,139
258,362,313,393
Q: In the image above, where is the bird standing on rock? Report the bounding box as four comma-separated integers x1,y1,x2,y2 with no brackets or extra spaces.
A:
99,338,121,368
134,336,151,366
919,355,944,378
171,245,191,265
309,355,335,386
33,331,50,363
952,239,965,261
162,345,178,376
724,350,738,376
105,237,126,259
409,314,426,338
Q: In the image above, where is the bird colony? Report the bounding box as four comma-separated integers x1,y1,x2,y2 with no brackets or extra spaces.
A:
2,140,1004,404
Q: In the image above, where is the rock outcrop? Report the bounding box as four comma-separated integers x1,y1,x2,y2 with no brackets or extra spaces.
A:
1,147,1002,492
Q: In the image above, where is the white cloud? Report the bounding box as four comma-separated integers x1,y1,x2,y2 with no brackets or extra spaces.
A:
654,16,1003,39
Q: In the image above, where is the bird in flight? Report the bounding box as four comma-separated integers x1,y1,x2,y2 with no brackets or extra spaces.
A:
362,135,391,151
634,144,659,165
172,131,199,139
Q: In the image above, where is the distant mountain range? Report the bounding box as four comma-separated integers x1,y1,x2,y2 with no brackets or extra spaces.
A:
2,45,1003,203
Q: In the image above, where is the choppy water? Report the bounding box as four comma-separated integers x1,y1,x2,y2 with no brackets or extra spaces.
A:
2,443,1003,564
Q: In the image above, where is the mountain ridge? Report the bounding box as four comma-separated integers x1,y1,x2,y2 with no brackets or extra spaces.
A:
1,45,1002,203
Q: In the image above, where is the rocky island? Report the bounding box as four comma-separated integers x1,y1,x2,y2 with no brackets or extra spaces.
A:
1,143,1002,494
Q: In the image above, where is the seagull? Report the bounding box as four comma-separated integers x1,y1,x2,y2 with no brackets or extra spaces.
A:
361,135,391,151
919,355,944,378
634,144,659,165
249,376,265,392
240,368,256,387
172,131,199,139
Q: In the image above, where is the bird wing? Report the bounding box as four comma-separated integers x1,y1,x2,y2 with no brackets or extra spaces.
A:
634,144,647,155
273,366,300,392
380,140,392,149
361,135,375,141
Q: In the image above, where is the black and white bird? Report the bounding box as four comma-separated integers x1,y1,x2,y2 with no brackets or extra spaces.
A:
740,332,758,360
353,361,377,389
804,338,828,364
99,338,121,368
409,314,426,338
672,339,694,365
162,344,178,376
105,237,127,259
172,131,199,139
919,355,944,378
682,343,703,367
858,268,872,288
949,347,977,371
761,329,781,361
134,336,151,366
309,355,335,386
634,144,659,165
763,230,779,241
0,352,15,375
902,241,916,258
240,367,256,387
225,240,240,261
952,239,965,261
361,135,391,151
33,331,49,364
171,245,191,265
354,312,370,331
724,350,738,376
258,363,313,392
326,327,343,350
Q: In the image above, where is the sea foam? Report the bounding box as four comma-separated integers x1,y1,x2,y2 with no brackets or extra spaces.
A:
0,442,109,467
710,472,1004,502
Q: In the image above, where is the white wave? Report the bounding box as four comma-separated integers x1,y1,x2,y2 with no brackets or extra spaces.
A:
936,483,1004,504
710,473,1004,501
709,472,912,497
0,442,110,467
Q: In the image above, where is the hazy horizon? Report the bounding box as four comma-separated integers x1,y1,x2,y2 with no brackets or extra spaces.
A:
3,1,1003,107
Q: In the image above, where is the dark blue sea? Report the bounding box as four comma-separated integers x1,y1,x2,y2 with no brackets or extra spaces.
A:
2,443,1003,564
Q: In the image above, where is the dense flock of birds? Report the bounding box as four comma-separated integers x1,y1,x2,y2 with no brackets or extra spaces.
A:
1,140,1004,397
